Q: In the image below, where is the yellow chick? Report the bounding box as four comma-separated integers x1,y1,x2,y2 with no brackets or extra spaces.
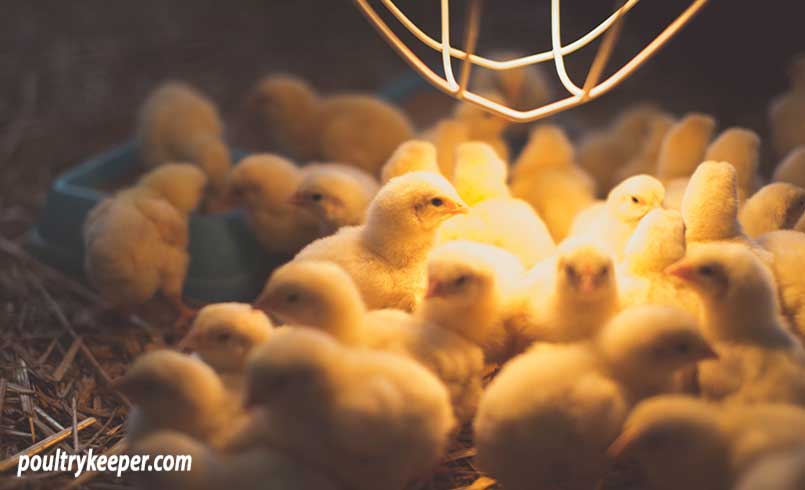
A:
511,124,597,241
758,230,805,338
255,259,484,422
130,430,339,490
380,140,441,184
227,154,321,256
471,50,552,112
617,209,701,316
420,241,529,363
681,161,748,245
739,183,805,238
113,350,238,447
451,90,511,161
569,174,665,258
292,171,468,311
137,82,231,195
83,164,206,322
438,196,556,268
615,112,676,182
608,396,805,490
655,112,717,182
290,163,379,235
661,176,689,211
246,74,414,175
421,118,472,177
773,145,805,188
704,127,762,201
243,328,455,490
522,239,620,343
181,302,273,394
769,83,805,159
451,141,510,206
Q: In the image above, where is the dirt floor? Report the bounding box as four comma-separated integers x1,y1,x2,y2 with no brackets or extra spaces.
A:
1,1,805,488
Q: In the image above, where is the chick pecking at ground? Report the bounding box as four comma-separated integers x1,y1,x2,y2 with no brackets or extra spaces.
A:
83,163,206,323
226,153,322,256
291,171,468,311
569,174,665,259
607,395,805,490
241,328,455,490
739,182,805,238
255,259,484,422
655,112,717,182
510,124,597,241
704,127,763,201
245,74,414,176
181,302,273,394
380,140,441,184
521,239,620,343
758,230,805,338
130,430,339,490
578,104,667,193
419,241,529,364
113,350,241,448
773,145,805,188
137,82,231,198
666,242,805,405
735,446,805,490
290,162,379,235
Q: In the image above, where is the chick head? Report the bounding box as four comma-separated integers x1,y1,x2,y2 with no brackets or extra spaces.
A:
556,240,616,301
244,328,341,409
523,123,576,168
681,161,742,241
137,163,207,214
291,167,371,229
747,182,805,230
183,303,273,373
664,242,774,306
192,136,232,193
607,396,728,489
381,140,440,184
255,260,364,342
452,142,509,205
624,209,686,273
607,174,665,223
453,90,509,136
366,171,468,233
227,154,299,209
599,305,716,380
113,350,223,415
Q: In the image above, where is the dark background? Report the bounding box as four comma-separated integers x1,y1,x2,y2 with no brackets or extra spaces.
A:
1,0,803,235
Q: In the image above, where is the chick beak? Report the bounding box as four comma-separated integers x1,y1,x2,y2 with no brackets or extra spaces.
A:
425,281,445,299
176,326,200,351
606,428,638,460
445,201,470,216
578,269,597,294
664,261,695,282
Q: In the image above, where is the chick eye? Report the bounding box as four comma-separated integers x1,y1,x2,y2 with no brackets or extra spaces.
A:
631,196,641,204
215,332,232,343
698,265,716,276
674,343,691,355
311,193,323,202
599,265,610,276
565,266,577,278
286,292,300,304
454,275,469,286
430,197,444,207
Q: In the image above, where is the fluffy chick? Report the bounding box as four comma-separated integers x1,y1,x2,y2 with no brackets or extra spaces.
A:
511,124,597,241
380,140,441,184
246,74,414,175
617,209,701,316
769,88,805,159
667,242,805,404
451,90,511,161
292,171,468,311
451,142,510,206
181,303,273,393
256,259,484,422
419,241,529,363
83,164,206,320
523,239,619,343
758,230,805,337
130,430,338,490
735,447,805,490
290,163,379,235
243,328,455,490
227,154,321,255
438,196,556,268
773,145,805,188
681,161,749,245
569,174,665,258
607,396,805,490
578,104,666,192
739,182,805,237
655,112,717,182
472,50,552,112
615,113,676,182
704,127,762,200
421,118,472,177
114,350,237,447
137,82,230,194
